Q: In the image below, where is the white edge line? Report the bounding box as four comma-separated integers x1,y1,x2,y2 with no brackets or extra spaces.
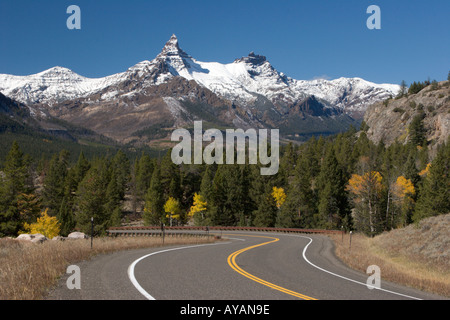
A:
223,237,246,241
127,242,230,300
299,235,422,300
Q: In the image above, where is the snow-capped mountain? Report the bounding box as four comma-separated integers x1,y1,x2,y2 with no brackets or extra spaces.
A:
0,34,400,144
0,34,399,114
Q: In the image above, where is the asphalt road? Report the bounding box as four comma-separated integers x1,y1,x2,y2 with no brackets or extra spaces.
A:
47,232,447,300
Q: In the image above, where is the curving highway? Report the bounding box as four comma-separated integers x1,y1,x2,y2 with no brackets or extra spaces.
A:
48,232,447,301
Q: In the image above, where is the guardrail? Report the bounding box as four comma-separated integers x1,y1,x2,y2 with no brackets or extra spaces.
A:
107,225,342,237
106,228,215,239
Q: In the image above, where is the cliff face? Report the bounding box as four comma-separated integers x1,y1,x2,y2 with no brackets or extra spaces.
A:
364,80,450,152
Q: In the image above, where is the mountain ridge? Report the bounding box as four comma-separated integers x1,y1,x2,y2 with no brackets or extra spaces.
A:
0,34,400,146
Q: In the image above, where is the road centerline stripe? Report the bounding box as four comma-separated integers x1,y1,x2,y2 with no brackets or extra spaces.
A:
225,234,317,300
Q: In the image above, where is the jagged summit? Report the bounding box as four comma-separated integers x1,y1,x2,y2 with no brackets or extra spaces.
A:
158,34,191,59
235,52,267,66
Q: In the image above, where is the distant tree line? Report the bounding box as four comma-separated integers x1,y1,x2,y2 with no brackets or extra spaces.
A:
0,125,449,238
397,74,447,99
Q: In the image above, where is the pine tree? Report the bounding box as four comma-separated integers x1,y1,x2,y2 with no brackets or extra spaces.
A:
136,153,155,198
129,159,140,215
74,152,91,182
0,141,32,236
57,196,75,236
316,145,350,229
64,151,90,201
403,151,420,188
353,131,372,160
409,112,427,146
110,150,130,200
58,152,90,236
277,142,296,186
209,165,231,225
414,140,450,221
288,151,317,228
42,150,69,216
397,80,408,98
179,164,203,217
334,130,358,176
104,170,123,224
160,150,181,200
110,207,122,227
408,81,427,95
75,160,109,235
143,167,164,225
208,165,250,226
16,192,41,226
253,188,277,227
200,165,215,202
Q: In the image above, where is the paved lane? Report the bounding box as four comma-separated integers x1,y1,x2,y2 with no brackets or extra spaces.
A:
47,232,447,300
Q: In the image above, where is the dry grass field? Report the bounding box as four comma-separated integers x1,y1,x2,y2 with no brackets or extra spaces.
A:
331,214,450,298
0,235,215,300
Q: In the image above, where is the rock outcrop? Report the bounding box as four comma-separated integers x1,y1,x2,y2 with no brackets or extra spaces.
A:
364,80,450,154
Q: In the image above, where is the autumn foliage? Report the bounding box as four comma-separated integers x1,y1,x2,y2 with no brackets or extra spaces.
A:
21,208,61,239
347,171,384,235
271,187,286,209
164,196,181,226
188,193,207,218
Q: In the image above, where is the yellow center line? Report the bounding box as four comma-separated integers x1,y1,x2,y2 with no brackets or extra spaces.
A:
225,234,317,300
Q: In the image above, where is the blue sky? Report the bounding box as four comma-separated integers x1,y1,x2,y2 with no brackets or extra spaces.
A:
0,0,448,85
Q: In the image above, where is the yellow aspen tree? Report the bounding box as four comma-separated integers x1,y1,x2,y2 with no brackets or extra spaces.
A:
164,197,180,227
393,176,415,197
419,163,431,177
272,187,286,209
22,208,61,239
392,176,415,227
347,171,384,236
188,193,207,219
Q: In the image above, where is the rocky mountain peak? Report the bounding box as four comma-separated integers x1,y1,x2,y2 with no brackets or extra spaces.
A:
158,34,190,59
36,66,84,82
234,52,267,66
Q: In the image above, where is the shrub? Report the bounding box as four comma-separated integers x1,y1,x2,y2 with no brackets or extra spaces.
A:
393,107,405,114
22,208,60,239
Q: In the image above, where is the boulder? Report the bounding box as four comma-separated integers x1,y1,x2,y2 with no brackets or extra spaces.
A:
16,233,48,243
67,232,88,239
31,234,48,243
16,234,34,241
52,236,66,241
